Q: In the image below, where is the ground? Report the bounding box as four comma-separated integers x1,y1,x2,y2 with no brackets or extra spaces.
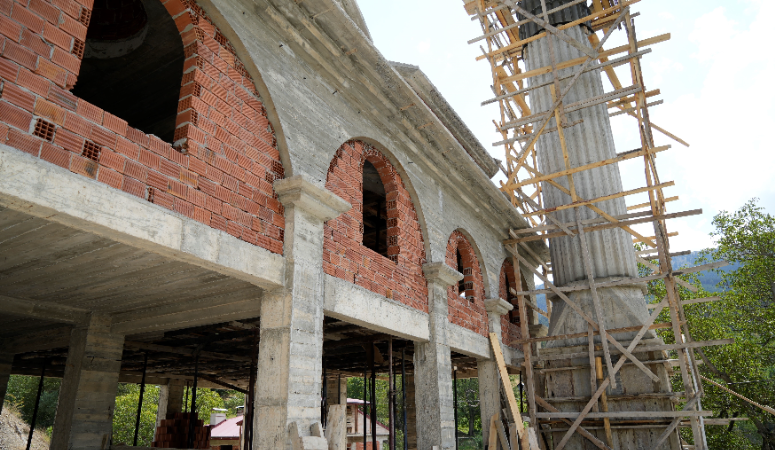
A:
0,406,50,450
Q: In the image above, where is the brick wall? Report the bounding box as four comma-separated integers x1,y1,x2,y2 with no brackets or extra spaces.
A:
499,258,521,345
445,230,487,336
0,0,285,254
324,140,428,312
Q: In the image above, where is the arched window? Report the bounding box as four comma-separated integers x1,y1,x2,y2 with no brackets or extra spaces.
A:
72,0,184,142
456,249,466,298
362,159,387,257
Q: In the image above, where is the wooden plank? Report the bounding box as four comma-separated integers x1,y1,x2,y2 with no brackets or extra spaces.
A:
495,418,510,450
524,181,675,217
534,396,611,450
488,414,499,450
533,339,733,363
489,333,532,450
537,411,713,419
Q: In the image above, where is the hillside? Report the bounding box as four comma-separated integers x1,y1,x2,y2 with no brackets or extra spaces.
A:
0,406,50,450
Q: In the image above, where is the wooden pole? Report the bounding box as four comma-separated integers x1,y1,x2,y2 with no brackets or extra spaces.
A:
25,359,46,450
133,352,148,446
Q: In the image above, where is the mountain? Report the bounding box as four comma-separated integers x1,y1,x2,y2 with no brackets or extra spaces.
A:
526,251,737,327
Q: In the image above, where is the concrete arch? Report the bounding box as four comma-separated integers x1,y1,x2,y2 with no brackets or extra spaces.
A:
445,229,489,337
449,227,493,299
194,0,293,177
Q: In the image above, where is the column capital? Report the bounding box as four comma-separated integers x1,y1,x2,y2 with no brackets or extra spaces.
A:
422,262,463,287
274,174,350,222
484,298,513,316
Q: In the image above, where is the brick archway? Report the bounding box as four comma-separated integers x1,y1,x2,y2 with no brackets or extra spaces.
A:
499,258,523,345
324,140,428,312
0,0,285,254
445,230,487,336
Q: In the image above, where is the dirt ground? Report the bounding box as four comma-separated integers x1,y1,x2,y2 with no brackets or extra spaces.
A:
0,406,50,450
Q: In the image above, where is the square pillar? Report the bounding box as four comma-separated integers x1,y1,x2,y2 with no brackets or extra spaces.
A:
155,379,185,438
50,314,125,450
413,262,463,450
478,298,513,443
0,352,13,415
255,175,350,450
326,375,348,405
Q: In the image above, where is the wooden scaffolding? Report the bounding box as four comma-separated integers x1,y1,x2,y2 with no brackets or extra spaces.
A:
464,0,732,448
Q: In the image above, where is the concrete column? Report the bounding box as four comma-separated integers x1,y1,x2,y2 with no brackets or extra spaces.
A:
413,262,463,450
326,375,348,405
155,379,185,438
478,298,513,443
50,314,125,450
255,175,350,450
0,352,13,415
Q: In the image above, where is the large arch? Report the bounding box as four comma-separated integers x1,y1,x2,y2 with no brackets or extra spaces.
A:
324,139,428,312
0,0,288,255
445,229,488,337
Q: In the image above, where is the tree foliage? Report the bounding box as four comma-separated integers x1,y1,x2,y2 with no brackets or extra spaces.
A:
639,199,775,449
4,375,61,432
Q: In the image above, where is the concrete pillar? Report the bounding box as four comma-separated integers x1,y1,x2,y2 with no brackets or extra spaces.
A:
155,379,185,437
255,175,350,450
478,298,513,443
413,262,463,450
0,352,13,415
524,21,679,450
326,375,348,405
50,314,125,450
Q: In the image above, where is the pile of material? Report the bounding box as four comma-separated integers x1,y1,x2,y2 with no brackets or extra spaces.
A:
152,412,210,449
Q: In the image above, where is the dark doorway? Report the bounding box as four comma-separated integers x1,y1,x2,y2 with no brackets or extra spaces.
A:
362,160,388,257
73,0,185,143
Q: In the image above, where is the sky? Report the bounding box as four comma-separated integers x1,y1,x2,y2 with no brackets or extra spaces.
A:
357,0,775,253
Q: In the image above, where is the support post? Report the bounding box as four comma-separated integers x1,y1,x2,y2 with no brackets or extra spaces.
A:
155,379,185,439
255,175,350,450
414,262,463,450
51,314,125,450
0,352,13,415
478,298,514,445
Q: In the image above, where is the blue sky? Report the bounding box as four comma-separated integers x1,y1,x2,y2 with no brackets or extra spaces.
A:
358,0,774,252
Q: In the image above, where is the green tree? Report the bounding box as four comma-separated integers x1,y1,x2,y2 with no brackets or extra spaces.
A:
4,375,61,431
111,384,160,446
639,199,775,449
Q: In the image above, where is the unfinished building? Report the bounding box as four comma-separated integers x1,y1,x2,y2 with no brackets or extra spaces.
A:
0,0,543,449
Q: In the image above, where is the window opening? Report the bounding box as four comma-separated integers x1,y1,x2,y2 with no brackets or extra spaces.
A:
362,160,388,257
456,250,466,298
72,0,184,142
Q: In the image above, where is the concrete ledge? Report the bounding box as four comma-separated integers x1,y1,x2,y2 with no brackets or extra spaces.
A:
0,146,284,290
323,274,430,342
447,323,524,368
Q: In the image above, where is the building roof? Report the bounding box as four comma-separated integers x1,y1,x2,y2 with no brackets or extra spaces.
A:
210,416,243,439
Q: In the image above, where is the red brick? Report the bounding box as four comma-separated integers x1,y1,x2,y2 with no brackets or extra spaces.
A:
35,58,67,87
139,149,160,170
115,136,139,159
173,198,194,218
43,22,71,50
2,82,35,111
0,58,19,82
205,195,221,214
149,187,174,209
124,159,147,181
59,13,86,40
34,98,65,124
76,100,102,124
29,0,60,24
89,125,116,148
0,100,32,130
126,126,148,146
147,170,168,191
122,176,146,198
97,166,122,189
3,39,37,70
7,128,40,155
53,127,82,152
210,214,227,231
51,0,80,19
40,141,69,167
20,28,50,57
193,206,211,225
11,5,44,33
159,158,180,178
226,220,243,238
47,84,77,110
103,112,127,136
99,148,124,172
0,15,22,42
52,46,79,74
161,0,187,18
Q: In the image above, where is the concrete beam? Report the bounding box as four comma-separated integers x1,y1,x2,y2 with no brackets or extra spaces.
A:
323,275,430,343
1,327,72,353
0,146,284,291
0,295,89,324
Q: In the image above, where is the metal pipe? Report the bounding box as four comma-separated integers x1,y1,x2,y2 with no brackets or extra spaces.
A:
520,372,524,413
453,368,458,450
402,347,408,450
187,351,200,448
133,352,148,446
389,337,395,450
26,359,46,450
363,371,367,449
246,329,258,450
371,345,377,450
